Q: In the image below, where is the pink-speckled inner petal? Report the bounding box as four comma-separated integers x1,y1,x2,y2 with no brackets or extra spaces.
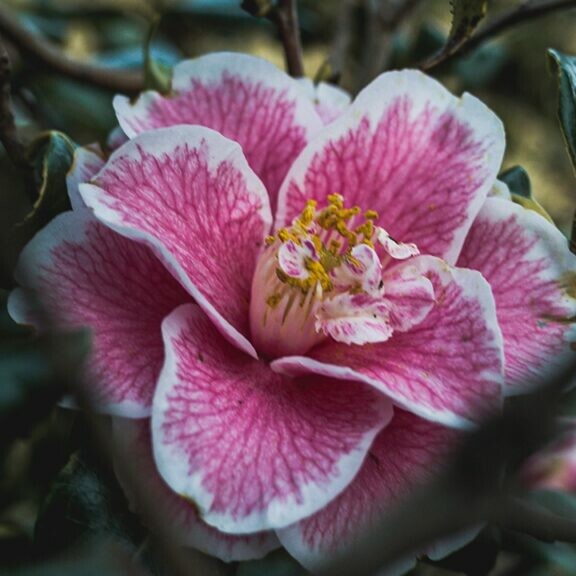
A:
274,257,504,427
112,417,280,561
9,212,189,416
277,410,460,572
81,125,272,358
115,53,323,211
152,304,393,534
277,70,505,264
458,198,576,392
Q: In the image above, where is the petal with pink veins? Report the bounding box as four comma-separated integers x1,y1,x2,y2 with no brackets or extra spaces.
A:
8,211,189,416
276,70,505,264
277,410,463,574
152,304,393,534
272,257,504,428
114,52,323,211
458,197,576,393
80,125,272,359
112,418,280,561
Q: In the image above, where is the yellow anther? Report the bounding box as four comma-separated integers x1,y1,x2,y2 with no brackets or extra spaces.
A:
298,200,317,227
265,235,276,246
327,193,344,209
365,210,379,220
336,220,357,245
278,228,299,244
306,260,333,291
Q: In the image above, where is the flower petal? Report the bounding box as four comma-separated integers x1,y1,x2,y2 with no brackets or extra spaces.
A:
277,410,461,573
80,125,272,359
152,304,393,534
112,418,280,561
8,211,189,416
66,145,105,211
458,197,576,393
382,258,435,332
276,70,505,264
272,257,504,428
297,77,351,124
114,52,323,211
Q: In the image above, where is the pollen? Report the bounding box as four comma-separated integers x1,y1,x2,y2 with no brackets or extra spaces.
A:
268,194,380,298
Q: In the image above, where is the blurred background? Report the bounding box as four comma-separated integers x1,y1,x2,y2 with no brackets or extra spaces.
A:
2,2,576,575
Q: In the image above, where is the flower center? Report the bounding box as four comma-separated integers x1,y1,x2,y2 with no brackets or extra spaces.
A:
249,194,420,358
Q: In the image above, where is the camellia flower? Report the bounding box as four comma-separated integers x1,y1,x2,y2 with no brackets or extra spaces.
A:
9,53,576,573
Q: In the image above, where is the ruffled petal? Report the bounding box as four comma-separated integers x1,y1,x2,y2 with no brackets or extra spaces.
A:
151,304,393,534
458,197,576,393
277,410,461,574
112,418,280,561
276,70,505,264
382,258,435,332
272,257,504,428
8,211,189,416
114,52,323,211
80,125,272,359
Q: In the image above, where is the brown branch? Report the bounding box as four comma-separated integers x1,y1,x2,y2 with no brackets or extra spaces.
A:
0,37,36,201
421,0,576,71
242,0,304,77
270,0,304,77
0,4,144,94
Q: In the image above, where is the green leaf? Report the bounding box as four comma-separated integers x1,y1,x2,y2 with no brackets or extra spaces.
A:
548,49,576,175
143,16,172,94
447,0,488,52
499,165,532,198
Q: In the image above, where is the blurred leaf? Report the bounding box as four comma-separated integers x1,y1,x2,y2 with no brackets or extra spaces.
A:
500,166,532,198
1,538,146,576
548,49,576,175
143,16,172,94
34,451,141,557
0,331,89,449
500,166,554,223
236,549,308,576
454,43,507,89
23,131,76,231
448,0,488,50
422,528,500,576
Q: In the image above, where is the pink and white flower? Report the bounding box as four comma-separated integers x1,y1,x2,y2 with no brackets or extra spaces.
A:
9,52,576,572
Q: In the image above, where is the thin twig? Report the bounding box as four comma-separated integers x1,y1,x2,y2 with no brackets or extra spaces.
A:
0,37,35,201
0,4,144,94
421,0,576,71
269,0,305,77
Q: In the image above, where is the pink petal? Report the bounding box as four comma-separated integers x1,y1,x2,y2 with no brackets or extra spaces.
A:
114,52,323,211
382,258,435,332
458,198,576,393
8,211,189,416
152,304,393,533
273,257,504,428
112,418,280,561
297,78,352,124
277,409,461,572
66,145,105,211
276,70,505,264
80,125,272,359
